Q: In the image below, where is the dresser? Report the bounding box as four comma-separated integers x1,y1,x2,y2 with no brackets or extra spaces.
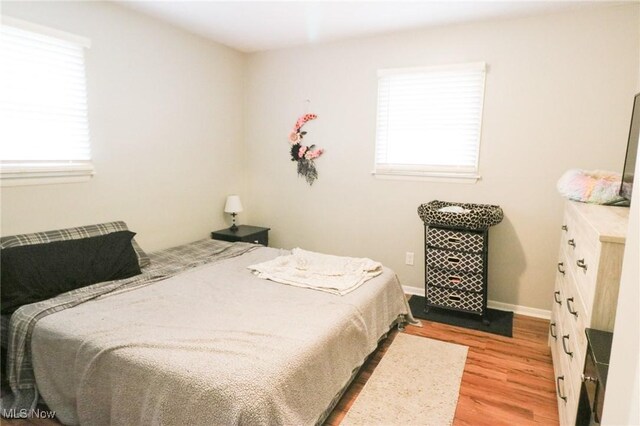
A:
424,225,490,324
549,201,628,425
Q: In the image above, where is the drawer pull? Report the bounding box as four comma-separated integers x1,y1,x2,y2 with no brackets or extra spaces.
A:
448,275,462,284
446,256,461,264
567,239,576,247
561,225,568,231
448,295,462,302
557,262,565,275
582,374,597,383
447,237,461,244
556,376,568,402
566,297,579,317
576,259,588,271
549,322,557,339
562,334,573,357
554,291,562,305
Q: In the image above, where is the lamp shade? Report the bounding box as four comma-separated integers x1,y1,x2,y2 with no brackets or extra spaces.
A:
224,195,243,214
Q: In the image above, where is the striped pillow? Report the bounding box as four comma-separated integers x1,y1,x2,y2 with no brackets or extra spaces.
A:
0,221,150,268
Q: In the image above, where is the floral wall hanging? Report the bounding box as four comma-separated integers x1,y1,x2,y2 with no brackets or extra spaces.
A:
288,113,324,185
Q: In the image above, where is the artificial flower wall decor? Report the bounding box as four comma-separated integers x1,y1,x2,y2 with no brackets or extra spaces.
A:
288,113,324,185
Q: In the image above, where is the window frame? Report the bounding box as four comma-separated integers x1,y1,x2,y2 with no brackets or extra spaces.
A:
373,62,487,183
0,16,94,187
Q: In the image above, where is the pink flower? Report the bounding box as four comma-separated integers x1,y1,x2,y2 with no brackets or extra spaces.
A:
294,113,318,130
303,148,322,160
288,131,300,144
298,145,308,158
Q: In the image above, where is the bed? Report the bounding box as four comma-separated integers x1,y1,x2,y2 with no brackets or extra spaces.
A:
0,223,412,425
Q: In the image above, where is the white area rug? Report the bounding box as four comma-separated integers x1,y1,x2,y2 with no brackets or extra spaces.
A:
341,333,468,426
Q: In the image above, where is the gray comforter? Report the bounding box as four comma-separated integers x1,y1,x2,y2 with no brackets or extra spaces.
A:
27,245,410,425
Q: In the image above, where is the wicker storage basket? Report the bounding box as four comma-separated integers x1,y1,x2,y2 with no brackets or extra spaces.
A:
417,200,503,230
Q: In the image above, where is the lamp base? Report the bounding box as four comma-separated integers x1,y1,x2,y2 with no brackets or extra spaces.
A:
229,213,238,232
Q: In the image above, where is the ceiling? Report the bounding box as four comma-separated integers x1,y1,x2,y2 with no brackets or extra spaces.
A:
118,1,614,53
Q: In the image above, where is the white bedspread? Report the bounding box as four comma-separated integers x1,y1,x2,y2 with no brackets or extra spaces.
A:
248,248,383,295
30,246,412,425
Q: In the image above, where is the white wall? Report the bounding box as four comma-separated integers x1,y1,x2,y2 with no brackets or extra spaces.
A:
1,2,637,313
0,1,247,251
603,153,640,425
244,4,640,310
602,27,640,426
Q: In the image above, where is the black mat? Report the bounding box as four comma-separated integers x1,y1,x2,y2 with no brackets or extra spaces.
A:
408,295,513,338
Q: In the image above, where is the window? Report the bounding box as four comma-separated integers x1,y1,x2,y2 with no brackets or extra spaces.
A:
0,17,93,186
374,62,486,182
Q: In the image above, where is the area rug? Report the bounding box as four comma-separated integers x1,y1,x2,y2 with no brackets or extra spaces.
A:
341,333,468,426
409,295,514,338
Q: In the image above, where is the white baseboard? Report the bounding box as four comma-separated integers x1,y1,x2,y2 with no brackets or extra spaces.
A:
402,285,550,320
402,286,426,297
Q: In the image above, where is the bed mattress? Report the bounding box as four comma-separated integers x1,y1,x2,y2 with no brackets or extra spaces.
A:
27,245,410,425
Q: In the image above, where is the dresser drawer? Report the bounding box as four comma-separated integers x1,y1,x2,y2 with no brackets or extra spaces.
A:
426,227,484,253
426,286,483,313
558,322,584,398
427,268,483,292
552,274,564,320
426,248,484,274
558,364,579,426
549,306,561,349
571,243,598,312
564,204,599,252
561,211,599,309
551,317,578,426
563,268,589,357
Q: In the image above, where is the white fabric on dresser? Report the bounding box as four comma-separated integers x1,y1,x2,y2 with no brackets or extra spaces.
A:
30,246,411,426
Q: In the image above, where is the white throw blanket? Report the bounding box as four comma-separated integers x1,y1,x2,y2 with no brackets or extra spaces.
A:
248,248,383,295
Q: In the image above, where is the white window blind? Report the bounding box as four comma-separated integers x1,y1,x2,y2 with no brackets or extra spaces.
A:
375,62,486,180
0,17,93,185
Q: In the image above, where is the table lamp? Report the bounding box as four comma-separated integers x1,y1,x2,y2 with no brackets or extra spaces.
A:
224,195,243,232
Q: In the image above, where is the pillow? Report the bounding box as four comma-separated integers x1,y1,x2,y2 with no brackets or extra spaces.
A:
0,221,150,268
1,231,141,314
556,169,625,205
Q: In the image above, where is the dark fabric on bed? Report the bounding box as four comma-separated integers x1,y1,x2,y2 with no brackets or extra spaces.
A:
1,231,141,314
0,221,151,268
4,239,258,415
0,315,10,349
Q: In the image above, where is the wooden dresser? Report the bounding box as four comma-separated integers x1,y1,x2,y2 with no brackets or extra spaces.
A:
549,201,629,425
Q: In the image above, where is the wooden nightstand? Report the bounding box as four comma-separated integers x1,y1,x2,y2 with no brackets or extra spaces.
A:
211,225,270,246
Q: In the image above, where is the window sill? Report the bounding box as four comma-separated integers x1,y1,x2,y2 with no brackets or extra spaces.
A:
1,163,95,187
371,170,481,184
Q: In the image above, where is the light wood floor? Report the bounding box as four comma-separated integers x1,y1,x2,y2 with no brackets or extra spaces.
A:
325,313,559,426
3,312,559,426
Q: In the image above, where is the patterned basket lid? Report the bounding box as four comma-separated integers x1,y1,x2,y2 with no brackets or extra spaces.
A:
417,200,504,230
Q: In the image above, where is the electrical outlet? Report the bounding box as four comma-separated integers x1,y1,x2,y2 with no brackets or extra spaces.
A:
405,252,414,266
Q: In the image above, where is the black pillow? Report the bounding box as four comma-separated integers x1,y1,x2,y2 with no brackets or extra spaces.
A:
1,230,141,314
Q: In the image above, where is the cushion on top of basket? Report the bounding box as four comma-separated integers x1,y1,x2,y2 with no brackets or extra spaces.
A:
417,200,504,230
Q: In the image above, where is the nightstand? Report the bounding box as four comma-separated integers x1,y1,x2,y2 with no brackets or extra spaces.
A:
211,225,270,246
